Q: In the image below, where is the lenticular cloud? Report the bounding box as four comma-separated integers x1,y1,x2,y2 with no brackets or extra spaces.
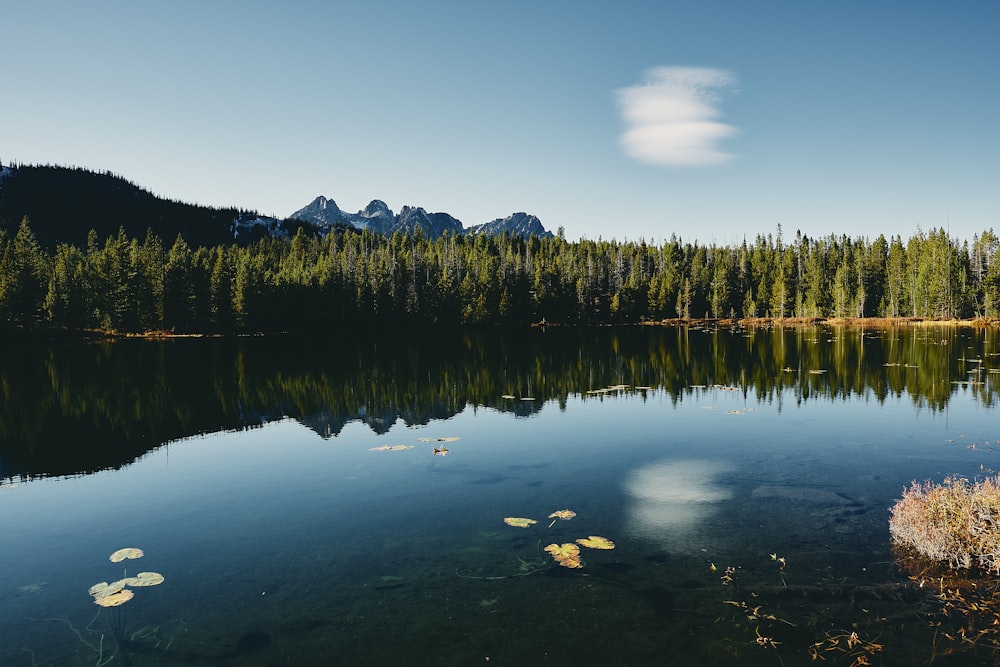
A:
616,66,737,167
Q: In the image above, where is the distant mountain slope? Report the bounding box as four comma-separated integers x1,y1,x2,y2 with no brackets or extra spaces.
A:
0,164,552,250
0,164,313,250
466,212,551,238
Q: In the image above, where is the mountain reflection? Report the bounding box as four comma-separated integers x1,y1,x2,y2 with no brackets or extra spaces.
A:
1,324,997,480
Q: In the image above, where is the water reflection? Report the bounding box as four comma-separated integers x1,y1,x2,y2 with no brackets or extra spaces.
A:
624,459,734,550
1,324,998,480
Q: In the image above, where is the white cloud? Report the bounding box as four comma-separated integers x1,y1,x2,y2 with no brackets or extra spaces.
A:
616,66,738,167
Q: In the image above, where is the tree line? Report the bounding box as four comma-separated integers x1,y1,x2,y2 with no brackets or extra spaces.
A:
1,218,999,333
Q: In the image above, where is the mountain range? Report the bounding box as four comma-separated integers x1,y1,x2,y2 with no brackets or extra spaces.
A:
285,196,551,239
0,163,551,250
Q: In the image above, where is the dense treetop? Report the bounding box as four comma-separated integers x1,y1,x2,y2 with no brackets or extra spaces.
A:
0,216,998,333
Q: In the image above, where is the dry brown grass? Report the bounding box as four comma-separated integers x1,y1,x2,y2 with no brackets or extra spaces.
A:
641,317,1000,328
889,476,1000,573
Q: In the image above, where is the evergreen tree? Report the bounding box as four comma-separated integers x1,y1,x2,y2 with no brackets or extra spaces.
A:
0,218,49,326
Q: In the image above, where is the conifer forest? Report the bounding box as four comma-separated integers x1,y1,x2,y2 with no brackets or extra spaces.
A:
1,218,999,333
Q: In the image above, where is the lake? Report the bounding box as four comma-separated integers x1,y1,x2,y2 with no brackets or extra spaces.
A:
2,324,1000,666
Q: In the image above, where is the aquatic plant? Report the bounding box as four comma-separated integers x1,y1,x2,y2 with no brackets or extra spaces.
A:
90,547,164,607
889,475,1000,573
522,510,614,569
546,509,576,527
503,509,614,570
503,517,537,528
576,536,615,550
86,547,165,665
544,543,583,569
109,547,144,563
461,510,615,579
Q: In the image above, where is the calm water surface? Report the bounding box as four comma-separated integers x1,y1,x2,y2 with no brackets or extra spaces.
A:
2,325,1000,666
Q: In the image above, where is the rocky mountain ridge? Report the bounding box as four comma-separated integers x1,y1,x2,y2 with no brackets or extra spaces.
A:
290,195,551,239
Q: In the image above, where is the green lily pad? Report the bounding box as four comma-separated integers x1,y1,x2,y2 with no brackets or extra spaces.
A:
89,579,127,599
123,572,165,587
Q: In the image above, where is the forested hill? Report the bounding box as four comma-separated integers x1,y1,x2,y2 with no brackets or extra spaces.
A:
0,164,320,250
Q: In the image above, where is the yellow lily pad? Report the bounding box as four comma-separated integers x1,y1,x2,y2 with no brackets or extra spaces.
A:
503,517,537,528
576,535,615,550
545,543,583,568
109,548,144,563
548,509,576,520
94,589,134,607
123,572,165,587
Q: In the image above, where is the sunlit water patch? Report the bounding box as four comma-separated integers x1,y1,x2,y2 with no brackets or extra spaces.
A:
624,459,735,550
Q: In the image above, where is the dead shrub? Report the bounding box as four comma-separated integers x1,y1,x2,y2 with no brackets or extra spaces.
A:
889,476,1000,573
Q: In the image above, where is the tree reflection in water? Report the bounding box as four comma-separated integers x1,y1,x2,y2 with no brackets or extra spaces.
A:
1,323,997,480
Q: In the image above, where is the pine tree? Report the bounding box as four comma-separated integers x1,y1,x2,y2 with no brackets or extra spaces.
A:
0,218,50,326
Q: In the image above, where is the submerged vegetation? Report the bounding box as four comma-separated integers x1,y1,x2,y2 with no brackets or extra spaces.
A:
1,217,1000,333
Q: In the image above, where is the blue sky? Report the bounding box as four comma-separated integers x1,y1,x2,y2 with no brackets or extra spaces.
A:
2,1,997,244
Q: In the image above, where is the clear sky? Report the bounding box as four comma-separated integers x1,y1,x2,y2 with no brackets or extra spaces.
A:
2,1,997,244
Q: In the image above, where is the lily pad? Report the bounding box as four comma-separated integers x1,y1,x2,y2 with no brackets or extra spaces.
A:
503,517,537,528
545,543,583,568
576,535,615,550
548,509,576,520
369,445,413,451
89,579,127,599
109,548,144,563
94,589,134,607
123,572,165,587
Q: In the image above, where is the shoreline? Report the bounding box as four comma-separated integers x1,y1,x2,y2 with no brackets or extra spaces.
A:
638,316,1000,328
4,316,999,340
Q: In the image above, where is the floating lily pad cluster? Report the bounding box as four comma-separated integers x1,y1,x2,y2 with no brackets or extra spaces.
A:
88,548,164,607
503,509,615,569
